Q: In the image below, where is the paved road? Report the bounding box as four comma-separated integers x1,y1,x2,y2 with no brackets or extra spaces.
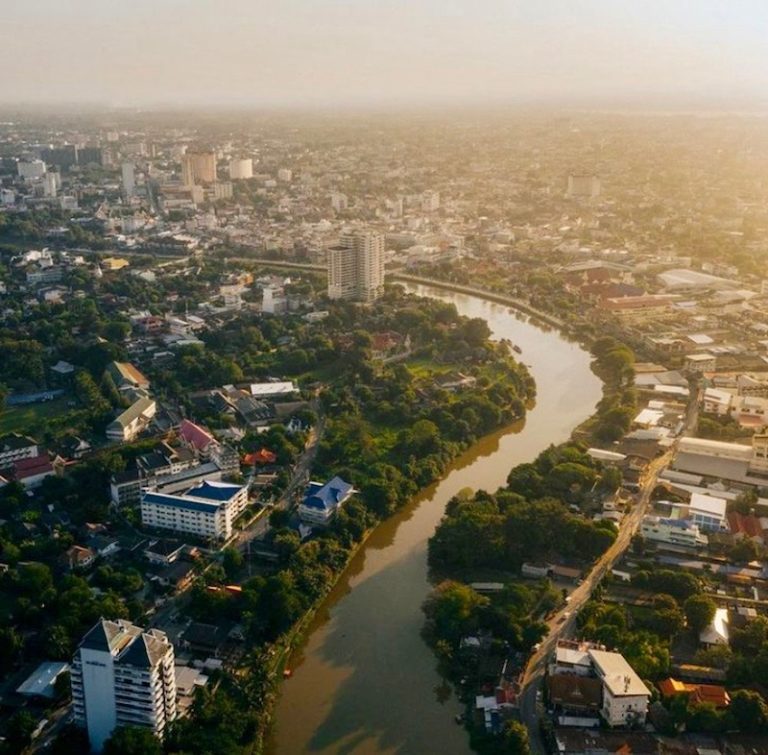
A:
236,407,325,551
518,382,699,752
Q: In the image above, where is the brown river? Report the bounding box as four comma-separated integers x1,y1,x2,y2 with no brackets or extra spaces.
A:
268,285,602,755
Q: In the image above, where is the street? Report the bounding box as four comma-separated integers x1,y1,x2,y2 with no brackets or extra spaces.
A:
518,381,699,753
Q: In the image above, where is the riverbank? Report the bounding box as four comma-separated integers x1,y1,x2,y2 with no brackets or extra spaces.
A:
268,284,602,755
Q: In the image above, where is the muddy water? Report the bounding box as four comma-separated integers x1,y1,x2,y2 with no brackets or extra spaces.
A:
268,285,601,754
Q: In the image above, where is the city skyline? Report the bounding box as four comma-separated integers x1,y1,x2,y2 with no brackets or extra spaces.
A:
1,1,767,109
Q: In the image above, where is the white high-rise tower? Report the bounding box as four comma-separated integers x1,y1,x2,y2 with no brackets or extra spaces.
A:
71,619,177,752
327,232,385,303
121,162,136,198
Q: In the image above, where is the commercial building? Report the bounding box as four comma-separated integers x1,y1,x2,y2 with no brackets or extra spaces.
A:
588,649,651,727
549,641,650,728
181,151,217,185
640,516,708,548
141,480,248,540
71,619,176,752
670,492,728,532
327,232,385,302
298,476,354,525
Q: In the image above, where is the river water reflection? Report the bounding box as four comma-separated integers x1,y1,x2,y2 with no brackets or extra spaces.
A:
268,285,602,755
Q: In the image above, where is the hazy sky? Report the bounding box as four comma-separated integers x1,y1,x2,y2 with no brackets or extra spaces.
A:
1,0,767,108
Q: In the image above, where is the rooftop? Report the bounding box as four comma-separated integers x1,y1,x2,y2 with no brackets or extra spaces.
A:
16,661,69,699
303,476,354,511
588,649,651,698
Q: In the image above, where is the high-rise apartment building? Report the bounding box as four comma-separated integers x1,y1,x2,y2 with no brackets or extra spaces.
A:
327,232,385,302
121,162,136,197
42,172,58,198
41,145,78,170
181,151,217,186
228,157,253,180
17,159,47,181
421,190,440,212
71,619,176,752
78,147,104,166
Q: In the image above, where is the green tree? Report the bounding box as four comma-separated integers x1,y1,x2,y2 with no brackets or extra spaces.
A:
103,726,163,755
730,689,768,733
501,719,531,754
422,580,489,645
684,595,716,634
5,710,37,753
50,723,90,755
222,546,244,579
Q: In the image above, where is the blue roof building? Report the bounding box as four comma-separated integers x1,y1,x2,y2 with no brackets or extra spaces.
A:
298,476,354,525
141,479,248,540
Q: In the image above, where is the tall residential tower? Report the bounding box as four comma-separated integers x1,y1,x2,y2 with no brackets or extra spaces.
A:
327,232,385,303
71,619,177,752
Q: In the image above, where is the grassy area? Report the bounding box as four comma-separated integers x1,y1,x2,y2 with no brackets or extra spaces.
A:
404,356,453,380
0,396,72,435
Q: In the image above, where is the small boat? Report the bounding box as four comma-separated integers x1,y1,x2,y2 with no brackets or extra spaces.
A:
512,344,522,354
283,668,293,678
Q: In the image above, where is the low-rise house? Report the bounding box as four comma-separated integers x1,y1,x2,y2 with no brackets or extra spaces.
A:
105,360,150,391
16,661,70,700
298,476,354,526
65,545,96,570
248,381,298,399
700,608,729,648
549,640,599,677
87,535,120,558
59,435,92,460
0,433,39,468
177,419,217,457
702,387,732,416
157,560,195,591
175,666,208,717
521,562,551,579
4,452,56,489
144,539,185,565
726,511,766,545
243,448,277,466
435,372,477,391
181,622,233,657
657,677,730,709
106,397,156,442
548,674,602,716
552,729,659,755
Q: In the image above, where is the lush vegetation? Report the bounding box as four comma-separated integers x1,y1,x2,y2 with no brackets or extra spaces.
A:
429,443,618,574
